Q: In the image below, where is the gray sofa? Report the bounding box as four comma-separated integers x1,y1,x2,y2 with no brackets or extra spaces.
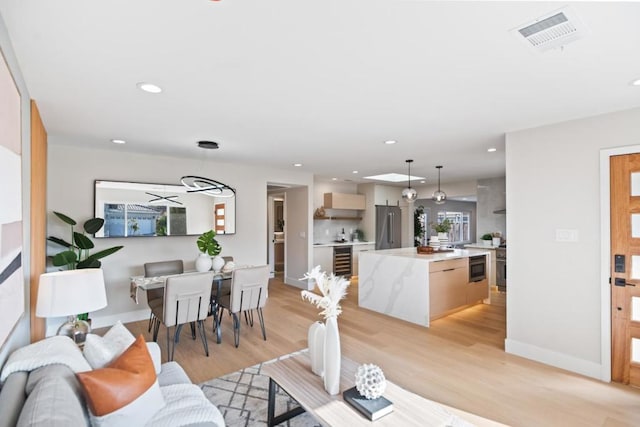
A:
0,353,222,427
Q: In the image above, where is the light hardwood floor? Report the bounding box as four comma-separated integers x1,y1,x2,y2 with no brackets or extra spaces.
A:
120,279,640,427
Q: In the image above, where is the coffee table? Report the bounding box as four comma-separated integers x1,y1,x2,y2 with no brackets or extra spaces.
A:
262,353,506,426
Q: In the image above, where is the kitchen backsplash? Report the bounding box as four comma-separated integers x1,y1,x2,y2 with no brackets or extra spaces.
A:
313,219,364,243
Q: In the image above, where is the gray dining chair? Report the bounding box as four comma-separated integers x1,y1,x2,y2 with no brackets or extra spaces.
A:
216,265,269,348
151,271,214,361
144,260,184,334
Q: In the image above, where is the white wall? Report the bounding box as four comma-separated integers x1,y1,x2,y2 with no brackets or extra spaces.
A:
505,106,640,380
0,14,31,366
47,144,313,328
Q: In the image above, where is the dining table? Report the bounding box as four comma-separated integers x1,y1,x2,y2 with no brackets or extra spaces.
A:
130,270,233,344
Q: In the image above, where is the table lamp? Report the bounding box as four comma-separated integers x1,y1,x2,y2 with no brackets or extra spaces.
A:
36,269,107,344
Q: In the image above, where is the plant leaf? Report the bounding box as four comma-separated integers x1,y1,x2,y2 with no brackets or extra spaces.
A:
84,218,104,234
77,258,101,269
88,246,123,260
52,251,77,267
73,232,94,250
53,211,77,226
47,236,73,248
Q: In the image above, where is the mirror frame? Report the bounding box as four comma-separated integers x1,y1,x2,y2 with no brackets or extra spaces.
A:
93,179,236,238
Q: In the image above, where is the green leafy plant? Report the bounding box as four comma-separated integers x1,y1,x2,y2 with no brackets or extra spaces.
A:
432,218,452,233
48,212,124,270
354,229,365,241
481,233,493,241
197,229,222,256
414,206,426,247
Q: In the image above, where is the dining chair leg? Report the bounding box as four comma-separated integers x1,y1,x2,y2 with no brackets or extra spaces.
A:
190,321,196,340
257,307,267,341
167,326,173,362
232,312,240,348
153,318,160,342
148,313,154,332
197,320,209,357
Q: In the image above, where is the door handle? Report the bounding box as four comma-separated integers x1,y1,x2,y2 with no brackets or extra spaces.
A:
614,278,635,287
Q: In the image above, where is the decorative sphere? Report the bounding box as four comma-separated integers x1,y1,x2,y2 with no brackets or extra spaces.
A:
355,364,387,399
401,187,417,203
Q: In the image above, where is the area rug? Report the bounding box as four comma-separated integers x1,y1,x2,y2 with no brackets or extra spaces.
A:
199,349,322,427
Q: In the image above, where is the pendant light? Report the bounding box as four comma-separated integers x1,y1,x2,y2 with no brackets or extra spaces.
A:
401,159,418,203
432,165,447,205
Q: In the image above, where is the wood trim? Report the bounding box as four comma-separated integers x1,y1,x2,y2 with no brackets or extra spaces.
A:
29,100,47,342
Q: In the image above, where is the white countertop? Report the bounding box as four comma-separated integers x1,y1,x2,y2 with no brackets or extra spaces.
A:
364,247,491,261
464,243,498,250
312,241,375,248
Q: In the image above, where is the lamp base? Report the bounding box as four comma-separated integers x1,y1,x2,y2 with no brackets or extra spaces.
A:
57,316,92,345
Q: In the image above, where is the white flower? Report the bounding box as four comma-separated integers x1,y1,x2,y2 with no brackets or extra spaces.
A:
300,265,350,319
355,364,387,400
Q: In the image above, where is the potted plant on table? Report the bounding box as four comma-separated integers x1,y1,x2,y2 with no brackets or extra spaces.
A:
432,218,452,241
196,229,223,272
481,233,493,246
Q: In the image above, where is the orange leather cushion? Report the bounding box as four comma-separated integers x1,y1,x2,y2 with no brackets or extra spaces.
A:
77,334,157,416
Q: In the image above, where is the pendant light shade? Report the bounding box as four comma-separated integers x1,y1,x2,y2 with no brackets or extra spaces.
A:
432,165,447,205
402,159,418,203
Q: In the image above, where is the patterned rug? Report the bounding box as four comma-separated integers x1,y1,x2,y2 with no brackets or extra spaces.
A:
199,349,322,427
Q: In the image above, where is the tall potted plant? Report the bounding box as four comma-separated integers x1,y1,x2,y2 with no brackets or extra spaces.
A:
432,218,452,241
47,211,123,321
196,229,222,272
48,211,123,270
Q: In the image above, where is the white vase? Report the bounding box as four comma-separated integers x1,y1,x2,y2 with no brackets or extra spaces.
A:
308,322,325,376
195,253,212,272
483,239,492,246
211,255,225,273
323,316,341,395
492,237,501,247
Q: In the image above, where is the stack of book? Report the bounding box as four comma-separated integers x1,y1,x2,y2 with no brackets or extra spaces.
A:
343,386,393,421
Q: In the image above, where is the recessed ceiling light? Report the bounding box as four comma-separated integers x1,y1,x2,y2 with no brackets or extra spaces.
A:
384,140,397,145
136,82,162,93
332,177,338,181
111,139,126,144
420,180,426,184
352,170,358,174
487,147,497,152
293,163,302,167
632,78,640,86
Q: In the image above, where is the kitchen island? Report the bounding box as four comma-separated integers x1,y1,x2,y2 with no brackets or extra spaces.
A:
358,247,491,327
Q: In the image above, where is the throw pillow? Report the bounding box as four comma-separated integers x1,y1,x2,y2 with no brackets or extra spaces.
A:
83,321,135,369
77,335,165,427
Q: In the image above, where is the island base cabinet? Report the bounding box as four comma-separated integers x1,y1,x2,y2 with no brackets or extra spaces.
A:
467,278,489,304
429,267,468,319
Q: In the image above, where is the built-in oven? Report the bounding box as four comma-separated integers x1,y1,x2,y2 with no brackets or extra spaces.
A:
469,255,486,282
496,247,506,292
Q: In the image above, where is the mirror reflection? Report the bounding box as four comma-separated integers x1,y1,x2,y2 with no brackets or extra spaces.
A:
94,180,236,237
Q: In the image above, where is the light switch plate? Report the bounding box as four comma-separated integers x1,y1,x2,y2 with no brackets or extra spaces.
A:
555,229,579,242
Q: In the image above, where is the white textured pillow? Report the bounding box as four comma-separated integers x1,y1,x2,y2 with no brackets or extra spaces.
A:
83,321,135,369
88,380,164,427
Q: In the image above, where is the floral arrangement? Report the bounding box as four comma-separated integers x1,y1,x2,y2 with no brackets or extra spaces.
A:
355,363,387,399
301,266,350,319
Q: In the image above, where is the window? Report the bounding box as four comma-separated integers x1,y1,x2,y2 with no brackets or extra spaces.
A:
436,211,471,244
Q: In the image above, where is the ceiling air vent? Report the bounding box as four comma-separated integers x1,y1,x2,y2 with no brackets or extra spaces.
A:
512,7,588,52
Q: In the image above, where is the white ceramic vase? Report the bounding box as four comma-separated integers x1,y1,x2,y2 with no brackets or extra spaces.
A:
323,316,341,395
308,321,325,376
492,237,501,247
211,255,225,273
438,232,448,241
195,253,212,272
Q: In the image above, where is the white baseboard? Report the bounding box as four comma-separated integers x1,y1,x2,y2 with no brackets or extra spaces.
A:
91,309,150,329
505,338,606,381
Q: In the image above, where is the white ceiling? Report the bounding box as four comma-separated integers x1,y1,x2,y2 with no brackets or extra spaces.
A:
1,1,639,185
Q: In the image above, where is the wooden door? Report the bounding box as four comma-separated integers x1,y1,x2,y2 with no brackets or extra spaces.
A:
214,203,225,234
610,153,640,385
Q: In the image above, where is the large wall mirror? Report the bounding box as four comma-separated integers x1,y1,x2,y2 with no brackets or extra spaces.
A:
94,180,236,237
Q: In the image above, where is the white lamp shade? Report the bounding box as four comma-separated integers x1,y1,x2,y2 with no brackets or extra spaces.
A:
36,269,107,317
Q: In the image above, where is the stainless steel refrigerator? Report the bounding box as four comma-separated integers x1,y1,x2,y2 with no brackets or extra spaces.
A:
375,205,402,250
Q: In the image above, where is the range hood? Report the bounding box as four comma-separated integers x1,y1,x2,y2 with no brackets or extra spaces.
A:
493,209,506,214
